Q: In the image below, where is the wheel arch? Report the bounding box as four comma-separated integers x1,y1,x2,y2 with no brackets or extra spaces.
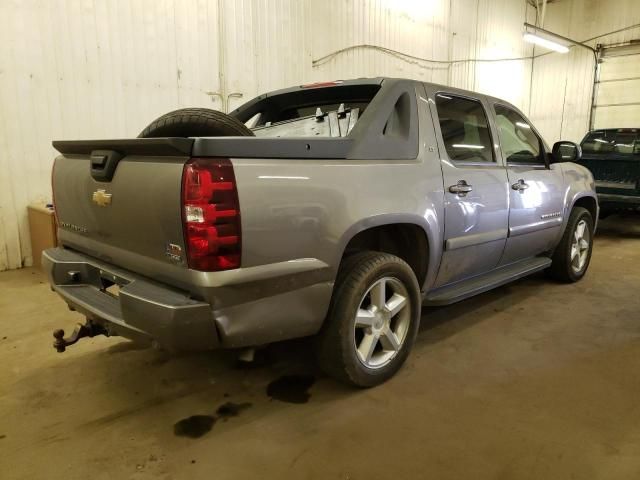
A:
572,195,598,224
336,214,438,291
560,162,599,231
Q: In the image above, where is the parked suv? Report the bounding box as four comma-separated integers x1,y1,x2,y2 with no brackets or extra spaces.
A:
578,128,640,216
45,78,597,386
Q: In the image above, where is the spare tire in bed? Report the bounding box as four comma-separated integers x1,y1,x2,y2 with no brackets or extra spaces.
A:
138,108,255,138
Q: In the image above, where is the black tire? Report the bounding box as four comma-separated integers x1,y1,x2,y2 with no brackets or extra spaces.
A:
138,108,255,138
316,251,421,387
548,207,594,282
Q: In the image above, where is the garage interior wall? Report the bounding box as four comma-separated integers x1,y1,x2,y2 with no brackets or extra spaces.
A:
594,43,640,129
0,0,638,271
529,0,640,143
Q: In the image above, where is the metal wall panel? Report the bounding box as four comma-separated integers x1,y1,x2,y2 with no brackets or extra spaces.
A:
529,0,640,144
0,0,638,269
0,0,223,270
593,46,640,129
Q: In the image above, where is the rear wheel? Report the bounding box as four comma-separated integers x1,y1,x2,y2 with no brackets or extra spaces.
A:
316,251,421,387
548,207,594,282
138,108,254,138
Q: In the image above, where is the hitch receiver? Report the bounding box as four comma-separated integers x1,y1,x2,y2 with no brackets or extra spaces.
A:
53,321,107,352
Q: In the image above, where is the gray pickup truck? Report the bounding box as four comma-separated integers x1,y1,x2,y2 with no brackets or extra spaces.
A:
45,78,597,387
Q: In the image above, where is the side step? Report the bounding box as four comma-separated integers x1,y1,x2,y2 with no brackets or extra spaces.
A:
424,257,552,306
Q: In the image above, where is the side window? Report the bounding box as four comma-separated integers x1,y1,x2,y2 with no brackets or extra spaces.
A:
434,94,494,163
494,105,544,165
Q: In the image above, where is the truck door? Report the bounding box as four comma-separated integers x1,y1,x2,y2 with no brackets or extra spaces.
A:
490,104,565,266
425,88,509,287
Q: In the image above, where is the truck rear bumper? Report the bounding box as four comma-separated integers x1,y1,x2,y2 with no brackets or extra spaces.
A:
43,247,334,351
42,248,220,351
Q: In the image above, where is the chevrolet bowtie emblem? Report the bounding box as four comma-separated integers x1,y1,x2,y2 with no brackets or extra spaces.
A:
92,189,112,207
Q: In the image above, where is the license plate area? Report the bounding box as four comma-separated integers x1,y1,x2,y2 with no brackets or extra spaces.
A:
104,284,121,298
98,270,129,298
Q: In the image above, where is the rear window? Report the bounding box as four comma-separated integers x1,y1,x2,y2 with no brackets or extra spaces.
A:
232,84,381,138
581,129,640,155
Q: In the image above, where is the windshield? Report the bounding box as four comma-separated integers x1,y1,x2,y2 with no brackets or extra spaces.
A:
581,129,640,156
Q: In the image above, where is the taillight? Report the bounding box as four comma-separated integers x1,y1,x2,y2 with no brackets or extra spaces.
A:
181,158,241,271
301,80,344,88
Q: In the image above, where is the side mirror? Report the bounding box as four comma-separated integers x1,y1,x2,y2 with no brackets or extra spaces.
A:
551,141,582,163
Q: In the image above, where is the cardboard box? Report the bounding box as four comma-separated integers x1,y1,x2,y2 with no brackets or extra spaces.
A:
28,203,58,268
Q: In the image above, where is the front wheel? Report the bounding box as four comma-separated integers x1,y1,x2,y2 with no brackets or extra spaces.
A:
548,207,594,282
315,251,421,387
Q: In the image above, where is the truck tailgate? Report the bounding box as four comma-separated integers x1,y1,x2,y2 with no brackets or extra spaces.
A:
52,139,191,275
579,156,640,195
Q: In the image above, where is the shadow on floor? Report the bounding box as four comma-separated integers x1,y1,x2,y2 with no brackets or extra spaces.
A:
595,212,640,239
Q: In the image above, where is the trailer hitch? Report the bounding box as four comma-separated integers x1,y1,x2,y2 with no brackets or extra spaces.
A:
53,321,107,352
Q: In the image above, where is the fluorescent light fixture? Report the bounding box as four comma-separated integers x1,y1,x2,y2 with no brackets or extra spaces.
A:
594,138,608,143
452,144,484,149
515,121,531,129
523,32,569,53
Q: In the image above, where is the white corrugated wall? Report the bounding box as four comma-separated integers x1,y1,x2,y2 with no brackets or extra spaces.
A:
0,0,638,270
529,0,640,144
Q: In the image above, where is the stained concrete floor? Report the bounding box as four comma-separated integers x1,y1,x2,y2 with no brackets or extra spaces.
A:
1,214,640,480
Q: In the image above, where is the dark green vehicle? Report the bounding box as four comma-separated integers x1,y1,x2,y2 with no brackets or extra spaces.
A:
579,129,640,217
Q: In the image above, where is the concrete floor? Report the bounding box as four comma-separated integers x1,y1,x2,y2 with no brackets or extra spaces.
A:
1,214,640,480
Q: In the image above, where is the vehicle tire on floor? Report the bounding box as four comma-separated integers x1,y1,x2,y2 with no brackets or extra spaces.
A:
315,251,421,387
138,108,255,138
548,206,594,283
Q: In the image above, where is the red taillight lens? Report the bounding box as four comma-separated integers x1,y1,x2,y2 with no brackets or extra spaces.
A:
301,80,344,88
181,158,241,271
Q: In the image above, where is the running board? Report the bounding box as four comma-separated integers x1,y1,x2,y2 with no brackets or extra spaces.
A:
424,257,552,306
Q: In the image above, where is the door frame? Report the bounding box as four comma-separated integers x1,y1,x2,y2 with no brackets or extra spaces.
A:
487,100,566,264
422,84,511,286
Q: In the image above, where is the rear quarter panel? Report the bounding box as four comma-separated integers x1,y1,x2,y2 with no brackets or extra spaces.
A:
231,93,445,293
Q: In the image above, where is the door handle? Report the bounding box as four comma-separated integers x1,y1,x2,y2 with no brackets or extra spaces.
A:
449,180,473,197
511,179,529,192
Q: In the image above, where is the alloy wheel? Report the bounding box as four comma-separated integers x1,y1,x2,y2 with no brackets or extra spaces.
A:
570,219,590,273
353,276,411,369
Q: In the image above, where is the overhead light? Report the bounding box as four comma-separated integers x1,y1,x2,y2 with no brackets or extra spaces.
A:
452,144,484,149
522,22,598,129
523,22,596,57
523,32,569,53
